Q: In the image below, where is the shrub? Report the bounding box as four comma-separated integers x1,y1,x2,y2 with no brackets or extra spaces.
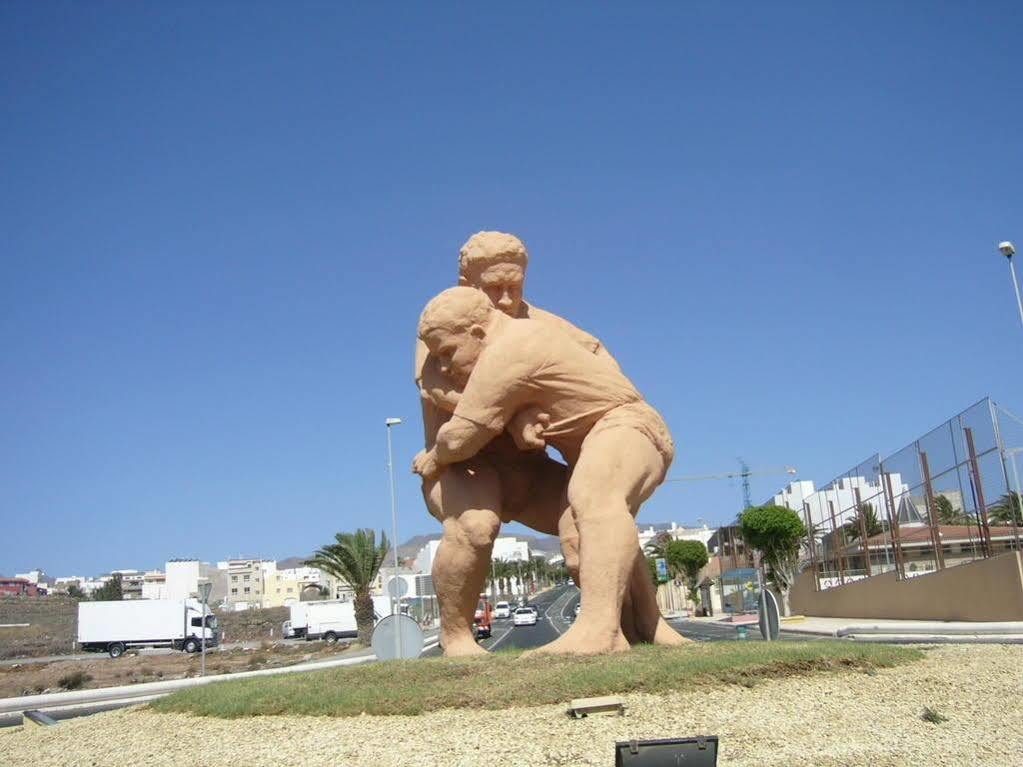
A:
58,671,92,690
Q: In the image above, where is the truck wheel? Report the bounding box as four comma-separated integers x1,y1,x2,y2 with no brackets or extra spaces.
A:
323,631,338,644
183,638,200,653
108,642,126,659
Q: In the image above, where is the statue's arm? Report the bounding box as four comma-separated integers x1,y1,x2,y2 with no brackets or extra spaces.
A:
419,356,462,413
434,416,496,465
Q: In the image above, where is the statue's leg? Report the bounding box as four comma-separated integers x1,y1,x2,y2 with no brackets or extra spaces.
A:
526,427,665,656
514,455,636,647
423,462,502,657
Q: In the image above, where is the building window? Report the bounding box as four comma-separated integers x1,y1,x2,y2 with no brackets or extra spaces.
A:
231,575,238,582
243,575,250,582
244,587,250,594
231,588,237,595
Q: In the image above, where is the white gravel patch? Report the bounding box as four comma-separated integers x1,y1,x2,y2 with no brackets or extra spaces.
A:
2,645,1020,767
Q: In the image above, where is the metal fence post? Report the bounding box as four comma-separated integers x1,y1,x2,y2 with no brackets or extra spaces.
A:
883,471,906,579
918,450,946,570
963,426,994,558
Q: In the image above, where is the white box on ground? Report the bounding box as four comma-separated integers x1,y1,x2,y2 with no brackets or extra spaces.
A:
77,599,217,657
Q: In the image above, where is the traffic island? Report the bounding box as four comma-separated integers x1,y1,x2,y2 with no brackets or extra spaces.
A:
147,641,916,718
2,645,1020,767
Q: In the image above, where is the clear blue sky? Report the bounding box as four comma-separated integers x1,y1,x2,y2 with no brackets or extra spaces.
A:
3,3,1021,576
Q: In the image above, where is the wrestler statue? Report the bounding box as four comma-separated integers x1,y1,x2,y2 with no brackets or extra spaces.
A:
414,280,684,655
415,232,684,656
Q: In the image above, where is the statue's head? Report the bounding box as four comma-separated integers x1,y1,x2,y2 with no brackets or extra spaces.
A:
418,287,495,385
458,231,528,317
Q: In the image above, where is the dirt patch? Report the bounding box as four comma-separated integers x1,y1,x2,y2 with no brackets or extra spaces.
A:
0,596,78,659
0,599,292,659
0,640,355,698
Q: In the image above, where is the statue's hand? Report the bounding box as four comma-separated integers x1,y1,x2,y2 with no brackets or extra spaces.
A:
412,448,445,481
510,408,550,451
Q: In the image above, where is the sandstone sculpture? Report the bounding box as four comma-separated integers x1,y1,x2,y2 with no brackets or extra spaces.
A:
413,233,685,655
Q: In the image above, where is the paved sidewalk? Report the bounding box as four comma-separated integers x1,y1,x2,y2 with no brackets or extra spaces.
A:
706,615,1023,638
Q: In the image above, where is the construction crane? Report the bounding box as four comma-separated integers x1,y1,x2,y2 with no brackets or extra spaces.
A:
666,458,797,510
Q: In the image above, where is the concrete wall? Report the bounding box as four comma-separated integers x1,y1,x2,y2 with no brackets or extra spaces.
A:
790,550,1023,621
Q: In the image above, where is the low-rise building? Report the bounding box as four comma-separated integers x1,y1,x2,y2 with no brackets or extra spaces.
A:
0,577,41,596
165,559,228,605
219,558,275,610
141,570,167,600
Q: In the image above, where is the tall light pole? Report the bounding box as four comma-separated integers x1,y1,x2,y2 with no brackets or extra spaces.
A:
385,417,403,660
198,580,212,677
385,418,402,614
999,241,1023,329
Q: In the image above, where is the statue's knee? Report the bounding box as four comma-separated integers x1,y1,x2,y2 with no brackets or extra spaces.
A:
459,513,499,550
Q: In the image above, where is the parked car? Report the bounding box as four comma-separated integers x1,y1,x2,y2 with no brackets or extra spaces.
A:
513,607,538,626
574,602,581,617
493,601,512,619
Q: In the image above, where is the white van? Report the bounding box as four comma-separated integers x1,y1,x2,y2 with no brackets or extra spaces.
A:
283,597,392,642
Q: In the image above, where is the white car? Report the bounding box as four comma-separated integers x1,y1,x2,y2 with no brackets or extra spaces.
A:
513,607,538,626
493,601,512,619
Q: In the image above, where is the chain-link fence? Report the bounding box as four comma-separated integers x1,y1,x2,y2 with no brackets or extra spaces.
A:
797,398,1023,591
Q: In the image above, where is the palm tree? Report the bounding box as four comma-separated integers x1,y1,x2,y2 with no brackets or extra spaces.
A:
305,528,389,645
643,531,672,558
932,495,970,525
843,503,884,542
988,492,1023,526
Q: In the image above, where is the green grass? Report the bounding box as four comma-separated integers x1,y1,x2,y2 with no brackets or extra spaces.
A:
150,641,920,719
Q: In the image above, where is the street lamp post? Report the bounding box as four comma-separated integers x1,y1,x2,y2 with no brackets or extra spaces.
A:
385,417,402,658
998,241,1023,329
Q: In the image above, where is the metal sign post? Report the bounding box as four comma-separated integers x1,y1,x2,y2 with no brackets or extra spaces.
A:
756,570,779,641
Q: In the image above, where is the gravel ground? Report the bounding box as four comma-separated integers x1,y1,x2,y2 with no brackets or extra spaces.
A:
2,645,1020,767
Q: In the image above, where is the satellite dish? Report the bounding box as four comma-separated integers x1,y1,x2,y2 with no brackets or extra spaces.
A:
758,588,780,641
387,578,409,599
371,614,424,660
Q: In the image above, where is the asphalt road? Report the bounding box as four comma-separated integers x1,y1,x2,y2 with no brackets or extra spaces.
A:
425,584,825,655
423,584,577,657
669,618,827,643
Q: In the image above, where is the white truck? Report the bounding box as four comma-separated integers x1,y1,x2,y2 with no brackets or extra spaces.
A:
77,599,217,658
283,597,393,643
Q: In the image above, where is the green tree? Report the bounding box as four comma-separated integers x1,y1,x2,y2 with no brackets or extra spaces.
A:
305,528,390,645
739,505,807,617
843,502,884,542
664,540,709,606
92,573,123,601
988,492,1023,526
65,583,85,599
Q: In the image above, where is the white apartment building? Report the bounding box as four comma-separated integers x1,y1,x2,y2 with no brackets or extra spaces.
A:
637,522,715,552
217,558,275,610
141,570,167,600
165,559,228,604
15,569,45,584
492,537,530,563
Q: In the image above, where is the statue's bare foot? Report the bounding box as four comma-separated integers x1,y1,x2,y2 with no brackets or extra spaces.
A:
652,617,691,646
522,623,628,657
441,636,488,657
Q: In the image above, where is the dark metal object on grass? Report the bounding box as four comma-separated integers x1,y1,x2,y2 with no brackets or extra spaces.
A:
615,736,718,766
